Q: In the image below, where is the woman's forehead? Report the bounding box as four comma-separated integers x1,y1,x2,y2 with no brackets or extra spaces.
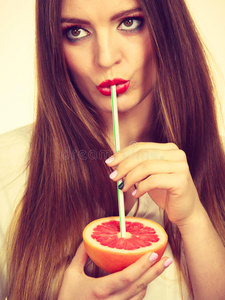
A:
61,0,141,19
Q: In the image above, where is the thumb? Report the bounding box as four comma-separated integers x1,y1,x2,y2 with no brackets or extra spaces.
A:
70,242,88,272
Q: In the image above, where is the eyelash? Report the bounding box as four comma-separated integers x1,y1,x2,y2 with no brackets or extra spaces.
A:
118,16,144,32
62,16,145,43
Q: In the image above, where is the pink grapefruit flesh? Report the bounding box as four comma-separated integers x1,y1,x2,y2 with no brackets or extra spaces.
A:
83,216,168,273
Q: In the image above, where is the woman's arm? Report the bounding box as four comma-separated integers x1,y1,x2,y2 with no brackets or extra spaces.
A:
178,205,225,300
106,142,225,299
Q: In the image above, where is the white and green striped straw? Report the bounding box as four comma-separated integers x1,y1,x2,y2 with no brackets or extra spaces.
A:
111,85,126,238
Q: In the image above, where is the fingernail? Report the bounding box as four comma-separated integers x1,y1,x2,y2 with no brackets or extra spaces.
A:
164,258,173,268
105,156,114,164
109,170,118,179
118,181,124,190
132,189,137,196
149,253,158,262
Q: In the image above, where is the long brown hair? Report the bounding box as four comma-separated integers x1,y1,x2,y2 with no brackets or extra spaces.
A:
4,0,225,299
140,0,225,296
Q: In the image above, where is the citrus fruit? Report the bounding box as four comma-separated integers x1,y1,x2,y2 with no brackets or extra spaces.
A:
83,216,168,273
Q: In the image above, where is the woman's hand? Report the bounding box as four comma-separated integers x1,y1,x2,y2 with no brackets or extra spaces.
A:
58,243,172,300
106,142,201,227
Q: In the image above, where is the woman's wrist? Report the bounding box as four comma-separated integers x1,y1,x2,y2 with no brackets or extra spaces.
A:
176,201,225,300
176,203,210,238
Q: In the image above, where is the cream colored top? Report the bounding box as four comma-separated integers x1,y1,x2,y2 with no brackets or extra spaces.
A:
0,125,32,299
0,125,193,299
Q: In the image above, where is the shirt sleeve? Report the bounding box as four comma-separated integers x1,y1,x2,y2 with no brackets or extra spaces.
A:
0,125,32,297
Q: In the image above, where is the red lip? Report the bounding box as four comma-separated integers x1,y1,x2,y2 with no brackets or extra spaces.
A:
97,78,130,96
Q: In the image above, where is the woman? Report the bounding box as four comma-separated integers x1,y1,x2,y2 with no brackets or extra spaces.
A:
2,0,225,299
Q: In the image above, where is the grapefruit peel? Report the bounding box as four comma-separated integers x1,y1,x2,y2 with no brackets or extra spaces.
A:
83,216,168,273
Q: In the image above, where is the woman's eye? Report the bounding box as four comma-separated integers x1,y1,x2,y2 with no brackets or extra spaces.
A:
63,26,90,42
118,17,144,32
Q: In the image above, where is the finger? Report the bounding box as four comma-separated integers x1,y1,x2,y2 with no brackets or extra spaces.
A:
111,149,166,181
127,288,147,300
105,142,179,167
69,242,88,272
107,149,187,183
131,257,173,293
119,256,173,299
121,160,188,192
134,172,190,198
100,251,159,295
110,288,147,300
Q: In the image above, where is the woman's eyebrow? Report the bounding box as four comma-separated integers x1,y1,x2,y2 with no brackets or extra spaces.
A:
110,7,142,21
61,7,143,24
110,7,143,21
61,17,90,25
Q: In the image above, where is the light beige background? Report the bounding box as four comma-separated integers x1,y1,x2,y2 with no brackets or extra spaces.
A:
0,0,224,135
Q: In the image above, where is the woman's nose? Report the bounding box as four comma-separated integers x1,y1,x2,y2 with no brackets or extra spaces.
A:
95,33,122,68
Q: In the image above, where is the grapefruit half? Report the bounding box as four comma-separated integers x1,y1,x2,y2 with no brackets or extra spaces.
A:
83,216,168,273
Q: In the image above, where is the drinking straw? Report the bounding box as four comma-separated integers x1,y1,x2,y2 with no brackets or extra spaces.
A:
111,85,126,238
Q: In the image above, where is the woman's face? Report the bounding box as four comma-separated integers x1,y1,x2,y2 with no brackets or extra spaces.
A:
61,0,157,114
